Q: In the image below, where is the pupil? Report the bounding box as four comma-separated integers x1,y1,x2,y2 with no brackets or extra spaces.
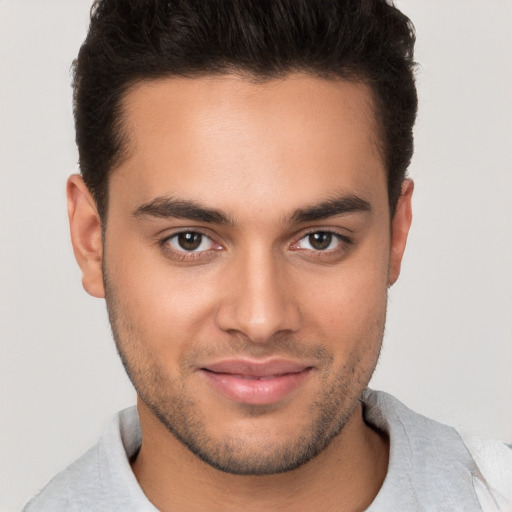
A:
309,232,332,250
178,232,202,251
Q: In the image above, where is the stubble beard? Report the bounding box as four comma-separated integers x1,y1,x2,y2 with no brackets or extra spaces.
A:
104,274,384,476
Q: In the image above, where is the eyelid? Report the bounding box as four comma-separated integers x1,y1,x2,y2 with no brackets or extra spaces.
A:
158,228,224,261
156,226,353,262
293,228,352,245
158,226,221,245
289,228,354,258
168,232,215,252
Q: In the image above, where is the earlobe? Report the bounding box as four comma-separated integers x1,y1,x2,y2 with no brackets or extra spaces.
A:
67,174,105,298
388,179,414,286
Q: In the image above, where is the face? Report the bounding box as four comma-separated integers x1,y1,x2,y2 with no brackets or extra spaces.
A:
69,74,412,475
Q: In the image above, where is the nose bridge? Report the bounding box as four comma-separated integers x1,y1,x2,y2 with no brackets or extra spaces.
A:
216,244,300,342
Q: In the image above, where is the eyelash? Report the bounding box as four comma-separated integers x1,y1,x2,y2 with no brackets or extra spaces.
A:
159,230,221,261
158,229,353,262
293,230,353,253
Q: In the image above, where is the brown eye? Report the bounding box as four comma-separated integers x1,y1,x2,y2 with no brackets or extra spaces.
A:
166,231,214,253
291,230,352,258
308,232,333,250
162,230,222,261
176,232,203,251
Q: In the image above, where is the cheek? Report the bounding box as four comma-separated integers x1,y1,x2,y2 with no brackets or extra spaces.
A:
105,239,220,352
297,243,390,352
302,278,387,346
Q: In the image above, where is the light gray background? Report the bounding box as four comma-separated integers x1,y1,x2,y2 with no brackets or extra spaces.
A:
1,1,511,510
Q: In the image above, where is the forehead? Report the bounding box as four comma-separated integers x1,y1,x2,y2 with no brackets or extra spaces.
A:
112,73,386,218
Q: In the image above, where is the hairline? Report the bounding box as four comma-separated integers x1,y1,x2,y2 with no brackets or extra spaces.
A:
95,69,390,226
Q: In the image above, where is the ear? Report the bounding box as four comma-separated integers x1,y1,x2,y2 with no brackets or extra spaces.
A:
388,179,414,286
67,174,105,298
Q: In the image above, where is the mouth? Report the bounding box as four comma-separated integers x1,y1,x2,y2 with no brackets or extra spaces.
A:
198,359,313,405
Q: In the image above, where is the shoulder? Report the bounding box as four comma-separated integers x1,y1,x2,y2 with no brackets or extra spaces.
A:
23,407,150,512
459,432,512,511
22,443,102,512
364,389,512,511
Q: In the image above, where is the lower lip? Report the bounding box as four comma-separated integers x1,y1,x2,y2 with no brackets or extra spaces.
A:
200,368,312,405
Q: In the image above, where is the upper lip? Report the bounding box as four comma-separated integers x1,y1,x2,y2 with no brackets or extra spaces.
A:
201,359,311,377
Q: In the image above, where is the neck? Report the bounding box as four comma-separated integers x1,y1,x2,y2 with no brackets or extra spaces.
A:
131,399,389,512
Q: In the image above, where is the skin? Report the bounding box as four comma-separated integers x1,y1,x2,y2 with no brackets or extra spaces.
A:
67,74,413,511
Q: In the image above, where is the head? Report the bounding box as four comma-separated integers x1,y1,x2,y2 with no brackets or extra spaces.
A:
68,0,416,476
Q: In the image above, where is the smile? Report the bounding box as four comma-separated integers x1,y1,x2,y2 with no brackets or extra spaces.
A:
199,359,313,405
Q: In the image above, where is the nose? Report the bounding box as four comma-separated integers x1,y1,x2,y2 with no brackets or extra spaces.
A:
215,249,301,343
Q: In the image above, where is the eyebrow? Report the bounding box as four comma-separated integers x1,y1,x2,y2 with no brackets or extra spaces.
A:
132,193,371,226
288,194,372,224
132,196,233,225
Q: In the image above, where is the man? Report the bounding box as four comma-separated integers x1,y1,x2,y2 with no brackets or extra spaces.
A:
23,0,511,510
